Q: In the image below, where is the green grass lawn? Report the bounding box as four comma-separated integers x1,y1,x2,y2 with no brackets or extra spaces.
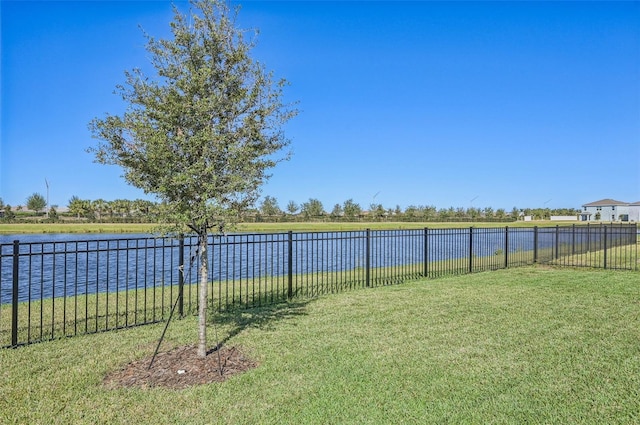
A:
0,220,588,235
1,267,639,424
0,222,158,235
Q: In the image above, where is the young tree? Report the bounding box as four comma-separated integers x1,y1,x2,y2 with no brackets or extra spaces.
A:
483,207,494,219
2,205,15,221
423,205,437,221
286,200,299,215
111,199,132,218
89,0,296,358
438,207,455,221
330,203,343,218
369,203,386,220
301,198,324,218
92,199,109,220
259,196,281,217
404,205,419,220
47,207,59,222
26,193,47,215
467,207,480,220
68,196,92,219
343,199,361,220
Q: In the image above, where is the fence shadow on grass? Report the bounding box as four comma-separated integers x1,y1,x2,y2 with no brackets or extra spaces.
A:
209,299,312,350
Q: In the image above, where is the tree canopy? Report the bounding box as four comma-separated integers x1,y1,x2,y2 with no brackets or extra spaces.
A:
89,0,297,237
259,195,281,216
26,193,46,213
301,198,325,218
343,199,361,219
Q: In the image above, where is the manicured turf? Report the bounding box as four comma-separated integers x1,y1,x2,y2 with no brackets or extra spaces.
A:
1,267,639,424
0,222,158,235
0,220,585,235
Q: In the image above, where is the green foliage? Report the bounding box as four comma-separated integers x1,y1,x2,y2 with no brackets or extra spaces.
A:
259,195,281,216
88,0,297,236
286,200,299,215
301,198,325,218
110,199,131,218
47,207,59,222
342,198,361,219
1,204,15,222
91,199,110,220
330,203,343,218
26,192,46,214
511,206,520,220
369,203,386,220
67,196,92,219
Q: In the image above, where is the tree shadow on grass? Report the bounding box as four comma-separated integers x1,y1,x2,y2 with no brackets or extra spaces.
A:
207,299,312,352
103,300,314,390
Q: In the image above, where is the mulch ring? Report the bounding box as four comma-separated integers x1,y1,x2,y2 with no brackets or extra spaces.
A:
103,345,257,390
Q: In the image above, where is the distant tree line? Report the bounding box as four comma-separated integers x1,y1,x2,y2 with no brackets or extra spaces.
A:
0,195,581,223
253,197,580,223
0,195,161,223
0,195,581,224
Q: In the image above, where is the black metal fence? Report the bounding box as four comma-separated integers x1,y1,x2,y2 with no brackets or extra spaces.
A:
1,224,637,348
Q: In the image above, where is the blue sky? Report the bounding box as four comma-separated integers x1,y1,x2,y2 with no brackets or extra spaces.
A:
2,1,639,212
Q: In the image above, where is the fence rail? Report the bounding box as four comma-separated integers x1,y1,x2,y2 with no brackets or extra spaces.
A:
1,224,637,348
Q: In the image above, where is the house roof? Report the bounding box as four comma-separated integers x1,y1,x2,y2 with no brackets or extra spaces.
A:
630,201,640,206
582,198,629,207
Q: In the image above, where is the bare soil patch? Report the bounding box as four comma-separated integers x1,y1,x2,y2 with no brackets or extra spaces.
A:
103,345,257,390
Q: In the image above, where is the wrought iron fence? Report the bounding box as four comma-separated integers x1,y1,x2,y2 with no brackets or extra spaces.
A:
1,224,637,348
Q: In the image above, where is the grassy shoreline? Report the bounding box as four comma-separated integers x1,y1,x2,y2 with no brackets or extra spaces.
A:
0,220,596,235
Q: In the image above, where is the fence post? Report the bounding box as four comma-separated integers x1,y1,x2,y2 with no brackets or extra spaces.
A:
178,236,184,317
468,227,474,274
12,240,19,347
533,226,538,263
572,224,576,255
423,227,429,277
366,229,371,287
603,225,608,269
287,231,293,299
555,225,560,260
504,226,509,269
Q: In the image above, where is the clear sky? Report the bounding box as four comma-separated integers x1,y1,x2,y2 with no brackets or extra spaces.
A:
2,1,639,212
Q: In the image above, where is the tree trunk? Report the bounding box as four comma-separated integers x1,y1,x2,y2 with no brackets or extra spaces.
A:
197,233,208,358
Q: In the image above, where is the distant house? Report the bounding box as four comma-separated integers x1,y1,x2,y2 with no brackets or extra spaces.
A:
630,201,640,222
580,199,640,222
